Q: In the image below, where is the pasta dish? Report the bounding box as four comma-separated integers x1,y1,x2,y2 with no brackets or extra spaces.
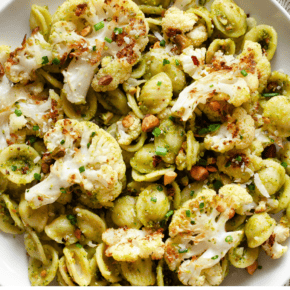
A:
0,0,290,286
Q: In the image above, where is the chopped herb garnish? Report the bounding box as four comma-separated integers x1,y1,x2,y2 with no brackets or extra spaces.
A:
175,59,180,66
210,84,214,88
105,37,112,43
186,210,191,217
190,190,195,196
76,243,82,248
190,220,196,225
156,146,168,156
240,135,243,140
60,188,66,194
258,265,262,269
157,81,162,86
60,140,65,145
151,197,157,203
11,165,17,171
235,155,242,162
114,27,123,34
163,59,170,66
42,56,49,65
262,92,279,98
281,162,288,168
225,161,231,168
34,173,41,181
79,166,85,173
199,202,204,209
248,183,255,191
91,132,96,137
66,214,77,225
208,124,221,132
14,109,22,117
94,21,105,31
152,127,161,137
160,39,166,47
241,69,248,76
225,235,233,243
213,180,223,190
157,185,163,191
169,116,174,121
29,136,36,144
165,210,174,218
92,46,97,51
87,143,91,148
33,125,39,131
52,58,60,65
270,138,275,143
211,255,219,260
178,249,188,254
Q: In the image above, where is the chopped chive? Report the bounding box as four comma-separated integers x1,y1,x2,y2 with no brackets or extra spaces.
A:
186,210,191,217
281,162,288,168
29,136,36,144
210,84,214,88
225,161,231,168
14,109,22,117
155,146,168,156
235,155,242,162
190,220,196,225
94,21,105,31
114,27,123,34
213,180,223,190
52,58,60,65
152,127,161,137
87,143,91,148
42,56,49,65
225,235,233,243
151,197,157,203
248,183,255,191
60,187,66,194
11,165,17,171
178,249,188,254
190,190,195,196
211,255,219,260
91,132,96,137
34,173,41,181
240,135,243,140
241,69,248,76
66,214,77,225
157,185,163,191
75,243,82,248
175,59,180,66
79,166,85,173
208,124,221,132
160,39,166,47
199,202,204,209
33,125,39,131
60,140,65,145
157,81,162,86
105,37,112,43
165,210,174,218
262,92,279,98
163,59,170,66
92,46,97,51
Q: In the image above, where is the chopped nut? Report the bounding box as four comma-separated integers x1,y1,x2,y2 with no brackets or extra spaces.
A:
262,117,271,124
0,63,4,77
41,163,50,174
229,208,235,219
164,171,177,186
122,115,134,128
74,228,82,240
206,165,218,173
51,147,66,159
209,101,221,112
216,203,226,213
190,166,209,181
262,144,276,159
246,261,258,275
141,114,160,132
81,25,92,37
98,75,113,86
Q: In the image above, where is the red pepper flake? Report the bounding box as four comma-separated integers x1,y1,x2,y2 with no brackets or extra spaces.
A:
191,56,200,66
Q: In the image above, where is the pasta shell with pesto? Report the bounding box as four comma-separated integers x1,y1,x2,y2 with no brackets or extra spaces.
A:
139,72,173,114
0,144,41,185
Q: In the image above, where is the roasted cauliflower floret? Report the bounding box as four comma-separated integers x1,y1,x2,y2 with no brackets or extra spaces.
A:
4,28,52,84
219,184,254,215
102,227,164,262
116,112,142,146
204,108,255,153
179,46,206,79
263,95,290,138
262,216,290,259
164,189,244,286
25,119,126,208
172,72,251,121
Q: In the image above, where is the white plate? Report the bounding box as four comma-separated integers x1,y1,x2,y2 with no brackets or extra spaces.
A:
0,0,290,286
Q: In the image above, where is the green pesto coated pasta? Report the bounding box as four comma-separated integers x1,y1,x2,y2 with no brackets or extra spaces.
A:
206,39,236,64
